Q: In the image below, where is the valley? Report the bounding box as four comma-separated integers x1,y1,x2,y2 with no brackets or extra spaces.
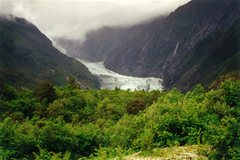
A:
56,0,240,91
0,0,240,159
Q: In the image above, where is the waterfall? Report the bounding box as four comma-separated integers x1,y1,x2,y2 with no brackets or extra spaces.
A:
173,42,179,56
161,61,167,78
161,42,179,79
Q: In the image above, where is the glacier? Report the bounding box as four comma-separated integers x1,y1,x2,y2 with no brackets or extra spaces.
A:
77,58,163,91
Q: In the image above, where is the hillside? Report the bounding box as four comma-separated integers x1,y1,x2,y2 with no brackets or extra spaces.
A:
0,15,99,88
55,0,240,91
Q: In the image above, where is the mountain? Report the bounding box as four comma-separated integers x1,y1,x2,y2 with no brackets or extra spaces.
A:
173,19,240,90
0,15,99,88
55,0,240,91
55,26,132,62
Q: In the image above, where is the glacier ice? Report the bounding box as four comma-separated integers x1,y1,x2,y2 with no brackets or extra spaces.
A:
77,58,163,91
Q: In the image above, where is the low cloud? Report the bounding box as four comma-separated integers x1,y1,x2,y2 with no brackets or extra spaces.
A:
0,0,190,40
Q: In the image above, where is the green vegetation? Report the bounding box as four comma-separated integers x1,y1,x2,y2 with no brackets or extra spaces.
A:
0,77,239,159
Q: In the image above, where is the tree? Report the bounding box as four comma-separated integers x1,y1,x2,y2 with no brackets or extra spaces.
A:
126,99,146,115
67,76,81,89
34,80,56,104
0,84,18,100
209,72,240,90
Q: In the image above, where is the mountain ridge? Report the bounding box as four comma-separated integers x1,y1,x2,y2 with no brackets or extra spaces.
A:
0,15,99,88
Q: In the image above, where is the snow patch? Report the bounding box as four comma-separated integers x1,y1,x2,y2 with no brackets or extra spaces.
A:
77,58,163,91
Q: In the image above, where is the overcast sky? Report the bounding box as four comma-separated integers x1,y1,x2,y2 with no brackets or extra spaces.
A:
0,0,190,40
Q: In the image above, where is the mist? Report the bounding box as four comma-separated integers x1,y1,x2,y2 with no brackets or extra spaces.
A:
0,0,190,40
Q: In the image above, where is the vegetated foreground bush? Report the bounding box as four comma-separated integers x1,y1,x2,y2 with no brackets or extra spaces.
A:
0,79,239,159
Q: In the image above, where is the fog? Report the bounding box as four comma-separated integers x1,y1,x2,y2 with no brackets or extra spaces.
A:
0,0,190,40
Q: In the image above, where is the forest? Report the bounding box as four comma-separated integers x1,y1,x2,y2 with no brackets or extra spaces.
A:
0,74,239,159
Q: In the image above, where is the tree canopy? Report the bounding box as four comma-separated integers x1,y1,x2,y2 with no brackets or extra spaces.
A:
0,78,239,159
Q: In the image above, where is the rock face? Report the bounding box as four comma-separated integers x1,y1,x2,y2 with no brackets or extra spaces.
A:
0,15,99,88
55,0,240,91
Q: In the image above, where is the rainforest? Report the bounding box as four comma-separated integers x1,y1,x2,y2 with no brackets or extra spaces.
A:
0,74,239,159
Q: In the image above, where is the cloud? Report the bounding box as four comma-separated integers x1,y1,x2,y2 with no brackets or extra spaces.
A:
0,0,190,40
